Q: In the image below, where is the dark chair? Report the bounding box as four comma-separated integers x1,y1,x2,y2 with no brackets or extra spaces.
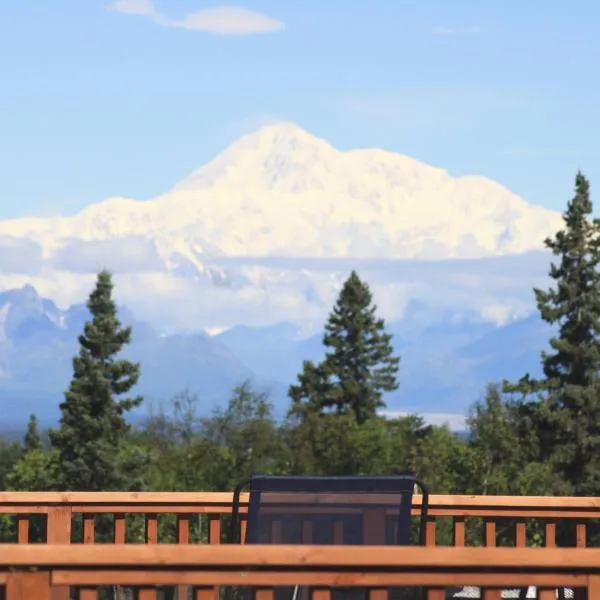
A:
229,474,429,600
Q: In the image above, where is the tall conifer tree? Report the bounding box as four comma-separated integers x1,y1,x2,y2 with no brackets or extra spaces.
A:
24,414,41,452
50,270,145,491
505,172,600,494
290,271,400,424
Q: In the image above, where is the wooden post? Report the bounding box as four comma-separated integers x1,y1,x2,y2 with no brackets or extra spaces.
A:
425,516,444,600
47,505,72,600
6,571,51,600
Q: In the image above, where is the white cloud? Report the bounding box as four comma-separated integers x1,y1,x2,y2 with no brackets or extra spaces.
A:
52,238,165,274
0,236,43,275
107,1,284,36
427,26,482,36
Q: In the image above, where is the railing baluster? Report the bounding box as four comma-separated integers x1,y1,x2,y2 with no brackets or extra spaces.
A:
209,515,221,544
312,589,331,600
513,520,528,600
80,515,97,600
138,514,159,600
576,521,586,547
256,589,275,600
145,513,158,544
16,516,28,544
453,516,465,546
484,519,496,547
573,526,589,600
177,515,191,600
425,515,436,546
114,514,126,543
113,513,127,600
545,521,556,547
589,575,600,598
83,514,95,544
515,521,526,547
47,505,72,600
195,587,218,600
482,520,501,600
426,515,444,600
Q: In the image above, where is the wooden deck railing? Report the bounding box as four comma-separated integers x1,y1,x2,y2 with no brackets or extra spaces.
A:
0,544,599,600
0,493,599,599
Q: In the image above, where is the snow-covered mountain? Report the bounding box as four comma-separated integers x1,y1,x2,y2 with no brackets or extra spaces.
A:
0,122,560,259
0,122,561,331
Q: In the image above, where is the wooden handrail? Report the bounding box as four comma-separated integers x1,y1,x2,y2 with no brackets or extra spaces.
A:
0,543,598,568
0,491,596,506
0,493,596,528
1,545,599,600
0,492,600,511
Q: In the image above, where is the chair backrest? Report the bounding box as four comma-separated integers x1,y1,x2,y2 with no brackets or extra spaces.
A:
242,474,418,546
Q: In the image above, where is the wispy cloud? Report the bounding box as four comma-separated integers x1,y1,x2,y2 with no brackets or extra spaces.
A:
107,0,285,36
427,26,483,36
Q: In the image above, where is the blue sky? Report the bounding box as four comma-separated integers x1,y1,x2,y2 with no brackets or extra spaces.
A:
1,0,600,218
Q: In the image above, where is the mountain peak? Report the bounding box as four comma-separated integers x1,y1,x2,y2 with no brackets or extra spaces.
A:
245,121,328,144
0,284,41,308
175,121,333,192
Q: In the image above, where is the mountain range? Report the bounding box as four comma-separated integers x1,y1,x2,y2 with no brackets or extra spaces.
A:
0,122,563,426
0,282,551,428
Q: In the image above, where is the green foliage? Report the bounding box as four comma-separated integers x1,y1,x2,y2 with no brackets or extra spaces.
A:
7,448,59,491
289,271,400,424
200,381,288,488
464,384,571,496
139,390,228,492
48,269,146,491
286,412,392,476
0,440,25,489
505,172,600,495
24,414,41,452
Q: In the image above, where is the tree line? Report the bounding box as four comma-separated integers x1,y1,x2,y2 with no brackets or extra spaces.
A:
0,171,599,509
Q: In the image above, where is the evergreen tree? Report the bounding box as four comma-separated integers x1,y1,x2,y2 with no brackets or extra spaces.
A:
289,271,400,424
24,414,41,452
504,172,600,495
49,270,145,491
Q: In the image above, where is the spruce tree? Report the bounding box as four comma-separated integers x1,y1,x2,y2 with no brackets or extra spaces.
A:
289,271,400,424
24,414,41,452
504,172,600,495
49,270,145,491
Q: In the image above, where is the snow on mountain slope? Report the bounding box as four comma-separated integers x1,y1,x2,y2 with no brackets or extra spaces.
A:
0,122,561,331
0,122,560,261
